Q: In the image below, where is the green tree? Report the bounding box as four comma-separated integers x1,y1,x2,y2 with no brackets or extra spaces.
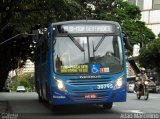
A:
90,0,155,47
139,37,160,75
19,80,29,88
9,73,34,92
0,0,83,91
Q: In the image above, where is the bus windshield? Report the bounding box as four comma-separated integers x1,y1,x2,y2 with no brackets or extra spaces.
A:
54,35,123,75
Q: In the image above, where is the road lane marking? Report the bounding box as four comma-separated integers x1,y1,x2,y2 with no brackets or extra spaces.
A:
129,110,144,113
122,110,144,113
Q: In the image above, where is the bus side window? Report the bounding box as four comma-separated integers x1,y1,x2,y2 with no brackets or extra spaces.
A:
47,32,50,50
36,46,40,66
42,41,47,64
44,38,47,63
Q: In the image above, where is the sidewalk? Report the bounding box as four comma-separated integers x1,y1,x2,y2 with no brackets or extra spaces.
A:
0,101,8,113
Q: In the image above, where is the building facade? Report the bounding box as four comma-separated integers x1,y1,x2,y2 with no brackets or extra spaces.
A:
128,0,160,36
8,59,34,77
22,59,34,73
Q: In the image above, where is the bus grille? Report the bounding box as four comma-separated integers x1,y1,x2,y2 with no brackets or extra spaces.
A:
67,79,111,85
67,79,112,102
71,90,106,94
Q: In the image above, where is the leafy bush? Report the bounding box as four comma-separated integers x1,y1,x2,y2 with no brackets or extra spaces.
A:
9,73,34,92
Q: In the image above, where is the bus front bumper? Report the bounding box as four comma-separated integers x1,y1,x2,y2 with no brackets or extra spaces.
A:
51,88,126,105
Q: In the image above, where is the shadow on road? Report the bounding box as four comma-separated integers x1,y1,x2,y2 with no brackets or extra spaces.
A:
44,103,119,115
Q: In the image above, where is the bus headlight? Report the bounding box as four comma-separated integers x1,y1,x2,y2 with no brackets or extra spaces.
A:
54,78,65,91
114,75,124,89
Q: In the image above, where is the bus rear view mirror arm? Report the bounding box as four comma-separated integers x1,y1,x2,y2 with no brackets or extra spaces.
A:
123,36,133,51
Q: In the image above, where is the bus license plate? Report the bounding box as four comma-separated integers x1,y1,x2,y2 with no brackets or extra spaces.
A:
85,94,97,99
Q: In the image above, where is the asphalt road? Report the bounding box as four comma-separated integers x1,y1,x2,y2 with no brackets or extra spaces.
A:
0,92,160,119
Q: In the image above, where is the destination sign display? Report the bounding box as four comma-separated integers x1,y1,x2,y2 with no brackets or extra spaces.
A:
60,65,88,73
58,24,115,34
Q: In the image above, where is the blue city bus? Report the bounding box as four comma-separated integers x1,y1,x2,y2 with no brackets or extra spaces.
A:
35,20,127,109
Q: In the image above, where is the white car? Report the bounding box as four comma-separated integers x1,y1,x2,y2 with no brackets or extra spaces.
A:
127,81,135,93
16,86,26,92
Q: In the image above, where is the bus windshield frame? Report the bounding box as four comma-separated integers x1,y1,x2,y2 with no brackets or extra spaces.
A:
53,34,124,75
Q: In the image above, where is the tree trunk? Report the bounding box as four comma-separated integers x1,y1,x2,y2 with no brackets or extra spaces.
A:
0,68,9,91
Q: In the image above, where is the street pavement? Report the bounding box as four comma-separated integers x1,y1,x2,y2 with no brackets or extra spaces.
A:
0,92,160,118
0,101,8,113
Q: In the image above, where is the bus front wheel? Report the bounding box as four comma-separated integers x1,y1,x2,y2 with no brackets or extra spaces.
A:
38,94,43,102
103,102,113,109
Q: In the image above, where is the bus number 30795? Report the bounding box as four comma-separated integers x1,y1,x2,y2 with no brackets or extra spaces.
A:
97,84,113,90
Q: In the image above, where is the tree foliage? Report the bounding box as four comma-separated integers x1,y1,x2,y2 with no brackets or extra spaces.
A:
0,0,83,90
9,72,34,92
0,0,155,90
89,0,155,46
139,37,160,74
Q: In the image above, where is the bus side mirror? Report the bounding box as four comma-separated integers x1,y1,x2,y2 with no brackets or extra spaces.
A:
123,36,133,51
32,30,39,42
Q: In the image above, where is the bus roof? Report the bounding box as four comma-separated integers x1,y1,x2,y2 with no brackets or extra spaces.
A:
52,20,120,27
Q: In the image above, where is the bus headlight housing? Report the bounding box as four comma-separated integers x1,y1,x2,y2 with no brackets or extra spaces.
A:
54,78,65,91
114,75,124,89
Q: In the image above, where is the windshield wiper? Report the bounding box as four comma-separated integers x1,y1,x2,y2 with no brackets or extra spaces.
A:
68,34,84,52
94,34,108,52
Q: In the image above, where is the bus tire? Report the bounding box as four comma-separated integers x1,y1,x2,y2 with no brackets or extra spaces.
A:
38,93,43,102
38,88,44,102
45,83,49,104
103,102,113,109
